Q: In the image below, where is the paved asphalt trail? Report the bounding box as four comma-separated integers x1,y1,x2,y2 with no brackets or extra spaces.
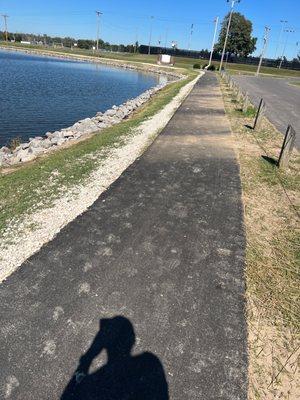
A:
0,73,248,400
233,75,300,147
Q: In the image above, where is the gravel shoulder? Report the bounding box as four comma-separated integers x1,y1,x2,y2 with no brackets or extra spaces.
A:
0,74,202,282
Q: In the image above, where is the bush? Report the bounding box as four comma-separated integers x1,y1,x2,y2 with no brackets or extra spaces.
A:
207,64,216,71
193,63,201,69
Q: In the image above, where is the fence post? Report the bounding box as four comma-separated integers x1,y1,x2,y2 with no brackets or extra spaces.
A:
243,92,250,113
253,98,265,130
278,125,296,169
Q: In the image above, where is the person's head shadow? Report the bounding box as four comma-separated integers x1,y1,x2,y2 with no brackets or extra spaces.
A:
61,316,169,400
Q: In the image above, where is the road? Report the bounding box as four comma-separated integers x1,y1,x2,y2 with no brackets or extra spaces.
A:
0,73,248,400
233,75,300,147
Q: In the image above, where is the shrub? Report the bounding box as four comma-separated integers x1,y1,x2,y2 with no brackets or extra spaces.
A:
207,64,216,71
193,63,201,69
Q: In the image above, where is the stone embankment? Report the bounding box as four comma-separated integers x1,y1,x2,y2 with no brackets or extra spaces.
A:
0,46,185,168
0,83,171,167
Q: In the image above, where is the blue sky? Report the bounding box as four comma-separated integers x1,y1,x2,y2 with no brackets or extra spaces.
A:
1,0,300,59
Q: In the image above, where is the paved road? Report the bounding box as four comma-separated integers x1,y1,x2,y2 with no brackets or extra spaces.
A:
233,75,300,147
0,73,248,400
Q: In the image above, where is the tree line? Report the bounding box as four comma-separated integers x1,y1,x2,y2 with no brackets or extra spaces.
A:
1,12,299,62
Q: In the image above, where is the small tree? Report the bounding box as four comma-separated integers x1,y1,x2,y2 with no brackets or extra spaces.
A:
216,12,257,57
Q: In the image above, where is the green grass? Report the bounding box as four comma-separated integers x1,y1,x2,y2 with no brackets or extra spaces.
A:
1,41,300,77
0,74,196,234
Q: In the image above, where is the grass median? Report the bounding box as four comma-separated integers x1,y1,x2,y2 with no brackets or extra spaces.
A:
219,74,300,399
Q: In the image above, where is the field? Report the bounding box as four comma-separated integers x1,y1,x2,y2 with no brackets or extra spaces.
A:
1,41,300,78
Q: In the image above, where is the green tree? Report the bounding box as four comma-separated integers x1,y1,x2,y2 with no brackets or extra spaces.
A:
216,12,257,57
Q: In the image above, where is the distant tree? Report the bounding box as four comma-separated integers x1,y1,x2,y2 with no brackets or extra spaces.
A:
77,40,94,49
15,33,22,42
215,12,257,57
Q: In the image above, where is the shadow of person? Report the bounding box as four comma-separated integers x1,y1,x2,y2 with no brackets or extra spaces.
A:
61,316,169,400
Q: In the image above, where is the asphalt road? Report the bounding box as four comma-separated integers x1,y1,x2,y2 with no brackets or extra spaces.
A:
233,75,300,147
0,73,248,400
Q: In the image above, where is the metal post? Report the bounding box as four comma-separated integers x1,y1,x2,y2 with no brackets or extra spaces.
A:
95,11,103,51
208,17,219,68
188,23,194,51
253,98,265,130
1,14,9,42
279,29,294,69
219,0,241,72
256,26,270,76
148,16,154,55
274,20,288,60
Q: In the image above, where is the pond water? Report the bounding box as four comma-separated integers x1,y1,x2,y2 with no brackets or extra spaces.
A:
0,50,161,147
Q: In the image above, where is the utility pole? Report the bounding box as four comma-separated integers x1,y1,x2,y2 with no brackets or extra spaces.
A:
274,20,288,60
164,28,169,51
219,0,240,72
256,26,270,76
134,27,139,53
208,17,219,68
188,23,194,51
148,16,154,55
1,14,9,42
95,10,103,51
279,28,295,69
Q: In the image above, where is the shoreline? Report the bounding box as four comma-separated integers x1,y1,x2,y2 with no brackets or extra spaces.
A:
0,46,184,168
0,45,183,79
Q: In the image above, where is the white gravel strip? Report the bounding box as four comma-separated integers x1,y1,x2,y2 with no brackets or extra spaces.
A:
0,73,203,282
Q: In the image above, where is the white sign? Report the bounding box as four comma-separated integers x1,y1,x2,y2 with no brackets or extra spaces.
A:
161,54,171,64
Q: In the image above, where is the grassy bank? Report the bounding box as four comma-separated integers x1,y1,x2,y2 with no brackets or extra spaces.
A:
219,75,300,399
0,72,196,236
1,41,300,78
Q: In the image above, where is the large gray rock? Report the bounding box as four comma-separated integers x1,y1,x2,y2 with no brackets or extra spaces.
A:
62,131,75,138
104,109,117,117
40,139,52,149
0,146,11,154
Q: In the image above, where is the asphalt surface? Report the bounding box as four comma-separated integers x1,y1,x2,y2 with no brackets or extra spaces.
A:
233,75,300,147
0,73,248,400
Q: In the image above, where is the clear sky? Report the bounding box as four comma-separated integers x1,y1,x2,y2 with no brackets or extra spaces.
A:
1,0,299,59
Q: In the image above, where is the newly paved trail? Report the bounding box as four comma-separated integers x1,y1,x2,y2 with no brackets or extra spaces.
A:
0,73,248,399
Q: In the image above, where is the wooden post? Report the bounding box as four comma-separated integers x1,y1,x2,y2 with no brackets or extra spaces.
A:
253,98,265,130
278,125,296,169
243,92,250,113
237,89,242,102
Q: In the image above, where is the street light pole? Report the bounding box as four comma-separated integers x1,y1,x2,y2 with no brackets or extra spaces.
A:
95,11,103,51
274,20,288,60
208,16,219,68
148,16,154,55
219,0,240,72
279,29,294,69
256,26,270,76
